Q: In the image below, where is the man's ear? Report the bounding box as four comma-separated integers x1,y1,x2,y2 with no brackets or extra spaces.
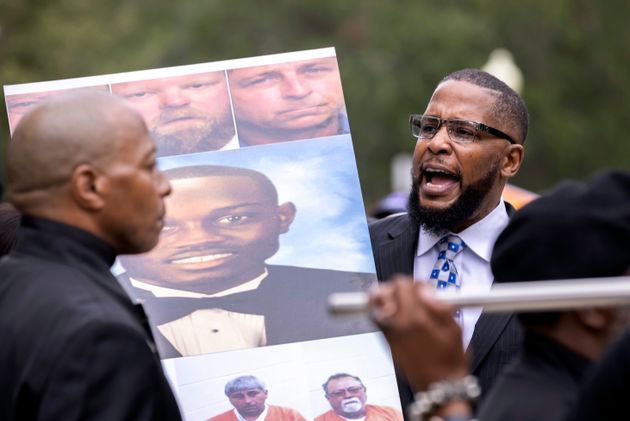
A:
70,164,106,211
276,202,296,233
500,144,524,178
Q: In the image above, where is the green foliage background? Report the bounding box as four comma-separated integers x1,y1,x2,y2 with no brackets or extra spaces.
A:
2,0,629,207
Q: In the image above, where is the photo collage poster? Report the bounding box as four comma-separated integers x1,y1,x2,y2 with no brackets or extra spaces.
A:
4,48,403,421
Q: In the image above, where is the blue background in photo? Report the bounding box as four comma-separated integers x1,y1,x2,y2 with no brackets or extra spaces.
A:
157,135,376,274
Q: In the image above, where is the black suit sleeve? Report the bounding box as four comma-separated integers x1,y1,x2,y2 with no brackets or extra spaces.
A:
39,321,181,421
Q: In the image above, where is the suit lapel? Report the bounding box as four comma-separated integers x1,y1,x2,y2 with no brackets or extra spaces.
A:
373,215,419,280
467,312,514,373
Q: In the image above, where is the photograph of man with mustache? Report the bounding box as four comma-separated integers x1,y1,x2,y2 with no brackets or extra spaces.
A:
316,373,403,421
118,164,375,358
207,375,307,421
228,57,349,146
111,71,237,156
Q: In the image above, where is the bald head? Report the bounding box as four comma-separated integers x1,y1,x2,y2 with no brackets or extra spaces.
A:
5,91,171,254
7,92,146,212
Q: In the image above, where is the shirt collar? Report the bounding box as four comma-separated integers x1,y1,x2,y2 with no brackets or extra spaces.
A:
417,200,510,262
235,405,268,421
129,268,268,298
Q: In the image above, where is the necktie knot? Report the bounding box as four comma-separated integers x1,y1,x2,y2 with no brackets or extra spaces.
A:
430,235,466,289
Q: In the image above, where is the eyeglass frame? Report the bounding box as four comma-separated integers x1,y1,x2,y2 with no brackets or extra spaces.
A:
409,114,516,145
326,385,365,398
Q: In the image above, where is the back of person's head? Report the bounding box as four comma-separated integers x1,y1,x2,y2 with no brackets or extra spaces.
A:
6,91,141,215
441,68,529,144
0,203,21,257
491,170,630,327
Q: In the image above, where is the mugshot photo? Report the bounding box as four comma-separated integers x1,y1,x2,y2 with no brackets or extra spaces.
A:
111,71,237,157
228,56,349,147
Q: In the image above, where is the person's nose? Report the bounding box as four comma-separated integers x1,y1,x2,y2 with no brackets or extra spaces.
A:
425,125,453,155
156,171,171,198
178,222,225,246
158,87,191,108
281,74,312,98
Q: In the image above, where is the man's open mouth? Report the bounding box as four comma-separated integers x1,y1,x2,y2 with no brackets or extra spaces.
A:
422,167,461,186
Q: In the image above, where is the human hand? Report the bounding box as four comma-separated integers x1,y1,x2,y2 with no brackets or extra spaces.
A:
369,275,468,392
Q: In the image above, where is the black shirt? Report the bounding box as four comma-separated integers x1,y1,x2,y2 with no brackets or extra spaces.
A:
0,216,182,421
477,331,591,421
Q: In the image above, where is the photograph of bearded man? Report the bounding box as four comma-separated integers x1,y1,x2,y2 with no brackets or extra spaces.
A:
111,71,236,156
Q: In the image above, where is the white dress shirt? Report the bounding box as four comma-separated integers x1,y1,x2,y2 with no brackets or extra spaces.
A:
130,271,268,355
413,200,510,349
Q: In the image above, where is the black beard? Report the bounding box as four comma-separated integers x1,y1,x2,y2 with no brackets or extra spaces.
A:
407,164,500,236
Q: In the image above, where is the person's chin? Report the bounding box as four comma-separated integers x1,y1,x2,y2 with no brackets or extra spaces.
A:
419,192,461,211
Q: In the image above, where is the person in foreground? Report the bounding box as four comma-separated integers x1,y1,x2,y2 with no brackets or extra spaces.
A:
208,375,306,421
0,92,182,420
369,68,527,409
315,373,403,421
369,170,630,421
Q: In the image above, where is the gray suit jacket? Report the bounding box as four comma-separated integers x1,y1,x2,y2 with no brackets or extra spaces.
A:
368,207,523,414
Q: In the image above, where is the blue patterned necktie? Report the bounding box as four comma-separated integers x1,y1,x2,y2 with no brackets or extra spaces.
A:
429,235,466,289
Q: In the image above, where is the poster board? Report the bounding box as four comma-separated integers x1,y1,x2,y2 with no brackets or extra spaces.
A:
4,48,403,421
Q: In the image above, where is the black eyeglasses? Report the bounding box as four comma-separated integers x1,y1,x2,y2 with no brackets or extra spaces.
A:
409,114,516,144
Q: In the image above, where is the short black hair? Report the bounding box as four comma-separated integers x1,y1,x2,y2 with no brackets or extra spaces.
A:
322,373,364,394
163,165,279,203
441,69,529,144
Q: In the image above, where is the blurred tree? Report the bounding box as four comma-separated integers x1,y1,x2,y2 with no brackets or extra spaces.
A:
1,0,629,205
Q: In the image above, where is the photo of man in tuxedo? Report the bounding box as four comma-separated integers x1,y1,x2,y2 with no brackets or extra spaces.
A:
119,164,375,358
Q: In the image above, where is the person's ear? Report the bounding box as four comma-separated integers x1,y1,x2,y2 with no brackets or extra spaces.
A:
276,202,296,233
70,164,106,211
500,144,524,178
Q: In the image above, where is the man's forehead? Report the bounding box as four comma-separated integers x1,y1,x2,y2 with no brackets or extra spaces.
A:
230,387,265,395
328,377,362,388
169,174,273,200
7,87,107,110
424,80,499,122
231,57,338,79
113,72,225,92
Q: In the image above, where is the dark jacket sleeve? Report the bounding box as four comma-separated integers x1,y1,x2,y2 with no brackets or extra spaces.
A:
39,321,182,421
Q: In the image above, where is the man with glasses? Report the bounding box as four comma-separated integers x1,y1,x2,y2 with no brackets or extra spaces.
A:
369,69,528,412
208,375,306,421
316,373,403,421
